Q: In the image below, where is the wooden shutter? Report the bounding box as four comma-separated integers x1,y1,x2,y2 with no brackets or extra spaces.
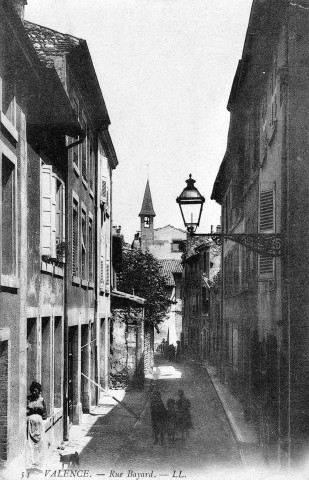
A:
101,177,107,202
51,175,56,257
72,199,79,276
41,164,52,256
259,190,274,232
105,259,110,289
259,188,274,277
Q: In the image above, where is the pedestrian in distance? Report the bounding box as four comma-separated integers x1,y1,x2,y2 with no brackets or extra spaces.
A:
150,389,167,446
166,398,177,444
176,389,193,441
175,341,181,362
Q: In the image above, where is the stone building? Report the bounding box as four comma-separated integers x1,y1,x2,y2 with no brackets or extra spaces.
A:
182,238,220,360
0,1,118,474
211,0,309,464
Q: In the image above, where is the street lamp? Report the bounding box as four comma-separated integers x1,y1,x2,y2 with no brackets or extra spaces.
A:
176,175,282,257
176,174,205,234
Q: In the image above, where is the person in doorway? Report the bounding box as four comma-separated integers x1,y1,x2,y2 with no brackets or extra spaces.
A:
26,381,47,473
150,389,167,446
176,389,193,440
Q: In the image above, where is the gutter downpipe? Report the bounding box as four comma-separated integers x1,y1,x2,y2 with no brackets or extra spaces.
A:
94,136,99,405
285,9,291,468
280,8,291,468
63,135,85,441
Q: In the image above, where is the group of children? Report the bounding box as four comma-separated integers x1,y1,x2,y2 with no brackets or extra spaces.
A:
150,388,193,445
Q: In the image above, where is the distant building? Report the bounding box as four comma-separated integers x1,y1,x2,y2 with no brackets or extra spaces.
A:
182,237,220,360
136,181,187,349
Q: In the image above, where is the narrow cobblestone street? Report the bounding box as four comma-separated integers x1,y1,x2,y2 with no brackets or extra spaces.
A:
42,356,246,480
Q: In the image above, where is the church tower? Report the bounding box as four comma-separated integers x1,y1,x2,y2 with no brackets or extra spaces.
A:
139,180,156,253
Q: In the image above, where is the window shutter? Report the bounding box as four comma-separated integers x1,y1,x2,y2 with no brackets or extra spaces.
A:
100,255,104,288
259,188,275,277
72,199,79,276
259,255,274,275
259,190,274,231
105,259,110,289
51,174,56,257
101,178,107,202
62,185,65,241
41,164,52,256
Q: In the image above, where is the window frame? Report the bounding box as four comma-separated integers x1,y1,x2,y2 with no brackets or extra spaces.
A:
40,162,65,273
0,143,18,287
81,203,87,281
88,212,94,286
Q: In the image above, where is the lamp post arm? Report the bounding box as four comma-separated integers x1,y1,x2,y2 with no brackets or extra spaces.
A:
188,232,283,257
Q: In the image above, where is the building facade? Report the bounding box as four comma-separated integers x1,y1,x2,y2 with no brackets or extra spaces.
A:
0,1,118,473
211,0,309,464
182,238,220,360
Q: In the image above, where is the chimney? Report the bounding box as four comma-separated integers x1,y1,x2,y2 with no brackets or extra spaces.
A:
216,225,221,234
11,0,27,21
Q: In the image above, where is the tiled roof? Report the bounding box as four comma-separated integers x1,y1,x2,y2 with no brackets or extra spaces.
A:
139,180,156,217
158,259,182,286
24,21,82,68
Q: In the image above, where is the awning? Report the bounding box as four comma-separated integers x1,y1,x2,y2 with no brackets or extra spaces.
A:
111,289,146,307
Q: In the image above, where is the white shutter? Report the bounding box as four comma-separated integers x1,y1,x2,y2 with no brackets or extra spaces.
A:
62,184,65,262
105,259,110,289
41,164,52,256
101,177,107,203
51,174,56,257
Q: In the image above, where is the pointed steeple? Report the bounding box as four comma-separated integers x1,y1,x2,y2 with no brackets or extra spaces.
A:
139,180,156,217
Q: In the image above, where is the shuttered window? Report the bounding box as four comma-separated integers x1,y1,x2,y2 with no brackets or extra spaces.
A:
259,188,274,277
101,178,107,202
72,198,79,276
81,208,87,279
89,140,95,192
88,215,93,283
41,165,53,256
106,260,110,289
259,255,274,275
41,165,64,260
259,190,274,231
81,118,87,181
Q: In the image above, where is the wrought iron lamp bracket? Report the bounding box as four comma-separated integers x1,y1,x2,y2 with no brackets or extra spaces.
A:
190,233,282,257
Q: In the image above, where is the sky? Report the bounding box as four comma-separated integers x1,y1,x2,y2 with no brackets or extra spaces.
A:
25,0,252,242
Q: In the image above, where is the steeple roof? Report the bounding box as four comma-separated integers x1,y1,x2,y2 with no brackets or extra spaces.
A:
139,180,156,217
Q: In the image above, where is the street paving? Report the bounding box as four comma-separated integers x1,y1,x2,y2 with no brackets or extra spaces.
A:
43,357,244,480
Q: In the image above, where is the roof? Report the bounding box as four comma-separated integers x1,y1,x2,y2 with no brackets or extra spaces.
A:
111,289,146,306
24,21,81,67
0,5,80,136
139,180,156,217
158,259,182,286
154,224,187,234
24,21,111,130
